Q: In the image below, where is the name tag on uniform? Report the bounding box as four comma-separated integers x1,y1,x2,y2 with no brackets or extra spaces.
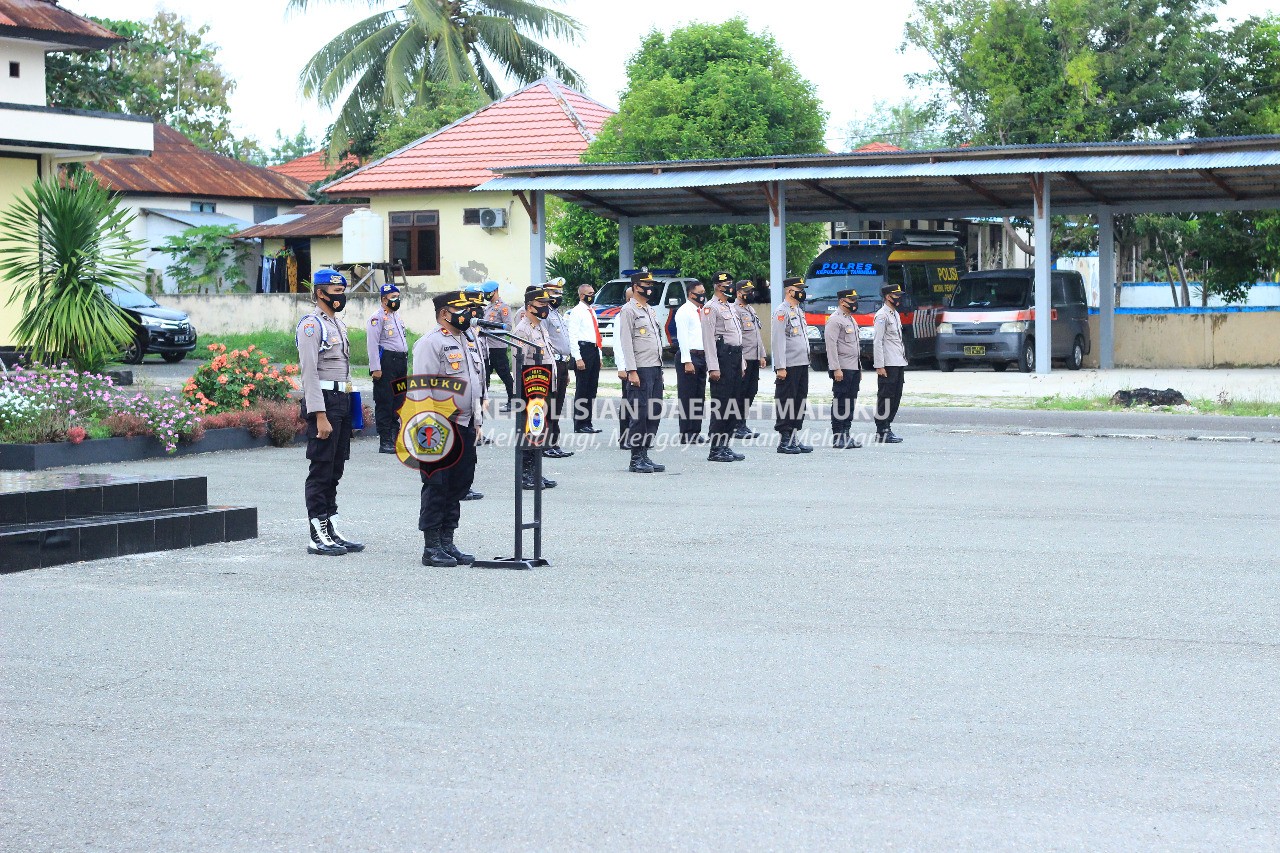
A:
789,316,801,328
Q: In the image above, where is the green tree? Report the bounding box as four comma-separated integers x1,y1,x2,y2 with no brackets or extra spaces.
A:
46,12,237,153
162,226,255,294
291,0,583,158
367,83,486,159
549,20,828,287
844,99,946,151
0,177,143,372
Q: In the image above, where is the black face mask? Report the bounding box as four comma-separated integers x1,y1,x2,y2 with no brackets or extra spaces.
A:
448,309,472,331
321,291,346,313
790,289,807,304
531,304,551,319
386,299,400,312
636,286,655,302
583,294,595,305
549,295,563,308
841,300,856,313
720,286,736,301
691,292,706,305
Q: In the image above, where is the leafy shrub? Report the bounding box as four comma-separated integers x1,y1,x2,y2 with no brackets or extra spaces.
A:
184,343,298,413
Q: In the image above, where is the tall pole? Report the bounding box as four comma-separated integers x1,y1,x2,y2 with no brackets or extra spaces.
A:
529,190,546,285
1032,174,1053,375
618,217,634,275
768,182,787,298
1097,207,1116,369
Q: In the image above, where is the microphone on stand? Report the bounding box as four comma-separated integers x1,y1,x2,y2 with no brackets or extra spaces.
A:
474,319,506,330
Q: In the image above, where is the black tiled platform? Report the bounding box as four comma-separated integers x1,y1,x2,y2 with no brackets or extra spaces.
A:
0,473,252,573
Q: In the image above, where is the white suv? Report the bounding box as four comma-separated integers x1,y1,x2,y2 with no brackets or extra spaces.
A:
591,275,701,356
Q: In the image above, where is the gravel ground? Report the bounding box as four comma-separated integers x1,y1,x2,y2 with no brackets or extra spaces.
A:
2,418,1278,850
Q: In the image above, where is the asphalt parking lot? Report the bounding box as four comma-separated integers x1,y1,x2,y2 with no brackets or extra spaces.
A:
2,418,1278,850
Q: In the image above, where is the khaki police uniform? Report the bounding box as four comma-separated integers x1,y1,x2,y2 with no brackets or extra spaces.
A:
873,297,908,435
367,303,408,449
483,297,515,404
412,323,484,542
297,310,353,521
617,298,663,454
701,295,743,449
734,299,765,432
771,299,811,439
824,308,863,438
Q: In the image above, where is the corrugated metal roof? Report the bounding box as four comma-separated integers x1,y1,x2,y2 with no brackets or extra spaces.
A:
475,136,1280,222
86,126,311,203
323,79,614,195
270,150,361,185
232,204,360,239
142,208,253,230
482,149,1280,192
0,0,122,49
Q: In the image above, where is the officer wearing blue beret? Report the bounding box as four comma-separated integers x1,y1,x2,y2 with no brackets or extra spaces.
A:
368,282,408,454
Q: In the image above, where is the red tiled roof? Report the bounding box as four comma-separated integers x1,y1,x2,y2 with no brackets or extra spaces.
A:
856,141,905,153
324,79,614,195
0,0,122,49
270,150,361,185
85,125,311,203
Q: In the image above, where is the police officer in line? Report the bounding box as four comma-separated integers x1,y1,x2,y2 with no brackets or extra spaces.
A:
513,286,559,490
481,280,515,413
614,286,634,447
413,290,485,567
541,278,576,459
674,280,708,444
824,288,864,449
618,271,667,474
772,276,814,455
457,286,488,501
732,280,765,440
873,282,908,444
702,271,746,462
567,283,603,434
296,269,364,556
367,283,408,454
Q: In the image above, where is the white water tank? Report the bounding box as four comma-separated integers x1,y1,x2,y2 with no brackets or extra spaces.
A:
342,208,385,263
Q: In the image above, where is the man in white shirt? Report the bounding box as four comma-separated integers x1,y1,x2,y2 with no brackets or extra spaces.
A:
614,286,632,448
566,283,603,433
674,281,708,444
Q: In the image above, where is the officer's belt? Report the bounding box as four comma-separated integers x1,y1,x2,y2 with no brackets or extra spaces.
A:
318,380,354,392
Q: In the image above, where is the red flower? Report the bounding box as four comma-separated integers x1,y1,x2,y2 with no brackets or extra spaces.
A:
67,426,87,444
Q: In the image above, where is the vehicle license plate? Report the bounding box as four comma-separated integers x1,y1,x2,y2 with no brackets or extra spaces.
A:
963,345,986,356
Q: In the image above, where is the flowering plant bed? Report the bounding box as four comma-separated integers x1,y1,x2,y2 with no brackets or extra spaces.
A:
184,343,298,413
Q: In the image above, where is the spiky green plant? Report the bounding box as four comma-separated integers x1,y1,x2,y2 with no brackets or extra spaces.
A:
290,0,583,157
0,176,144,372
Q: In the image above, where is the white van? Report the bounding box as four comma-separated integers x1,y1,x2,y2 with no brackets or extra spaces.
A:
592,273,702,356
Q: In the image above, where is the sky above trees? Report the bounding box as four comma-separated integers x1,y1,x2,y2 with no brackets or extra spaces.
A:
66,0,1277,152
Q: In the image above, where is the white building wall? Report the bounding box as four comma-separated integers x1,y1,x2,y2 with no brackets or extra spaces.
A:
117,197,270,294
0,39,47,105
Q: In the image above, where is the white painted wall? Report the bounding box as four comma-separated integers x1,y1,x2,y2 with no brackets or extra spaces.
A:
116,198,272,294
0,38,46,105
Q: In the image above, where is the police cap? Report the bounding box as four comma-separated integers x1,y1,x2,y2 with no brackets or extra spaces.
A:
837,288,858,299
881,283,903,297
433,290,471,311
630,270,654,285
525,286,551,304
713,271,733,284
783,277,805,288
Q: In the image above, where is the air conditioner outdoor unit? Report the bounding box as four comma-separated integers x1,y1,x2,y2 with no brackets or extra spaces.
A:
479,207,507,228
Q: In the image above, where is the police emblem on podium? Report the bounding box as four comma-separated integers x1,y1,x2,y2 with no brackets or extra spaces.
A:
393,375,468,473
520,364,553,446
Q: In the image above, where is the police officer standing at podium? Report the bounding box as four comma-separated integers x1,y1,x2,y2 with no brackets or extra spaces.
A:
824,288,863,448
296,269,364,556
772,277,814,455
367,283,408,454
513,286,559,490
702,271,745,462
413,290,484,567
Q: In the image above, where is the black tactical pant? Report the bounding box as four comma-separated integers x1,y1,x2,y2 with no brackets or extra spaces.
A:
548,361,570,447
304,389,353,519
623,365,663,450
676,350,707,439
418,422,477,534
830,369,862,434
372,350,407,443
486,347,514,402
573,342,601,429
773,364,809,435
738,358,761,426
709,342,742,448
875,366,905,433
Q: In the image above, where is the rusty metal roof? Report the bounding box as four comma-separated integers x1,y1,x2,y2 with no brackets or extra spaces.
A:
86,125,311,203
0,0,123,49
232,204,360,240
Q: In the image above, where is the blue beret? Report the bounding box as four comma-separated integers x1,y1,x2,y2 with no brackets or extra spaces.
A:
481,280,500,294
379,283,399,296
313,269,346,287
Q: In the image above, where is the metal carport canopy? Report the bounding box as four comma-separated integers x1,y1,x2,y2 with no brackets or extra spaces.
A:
477,135,1280,373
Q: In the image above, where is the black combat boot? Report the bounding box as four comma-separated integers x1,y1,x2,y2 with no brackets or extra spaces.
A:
422,530,458,567
440,529,474,565
308,517,347,556
628,448,655,473
776,431,802,455
325,515,364,552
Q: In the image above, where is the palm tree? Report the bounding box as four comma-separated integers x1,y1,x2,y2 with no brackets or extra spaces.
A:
0,176,143,372
290,0,584,156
